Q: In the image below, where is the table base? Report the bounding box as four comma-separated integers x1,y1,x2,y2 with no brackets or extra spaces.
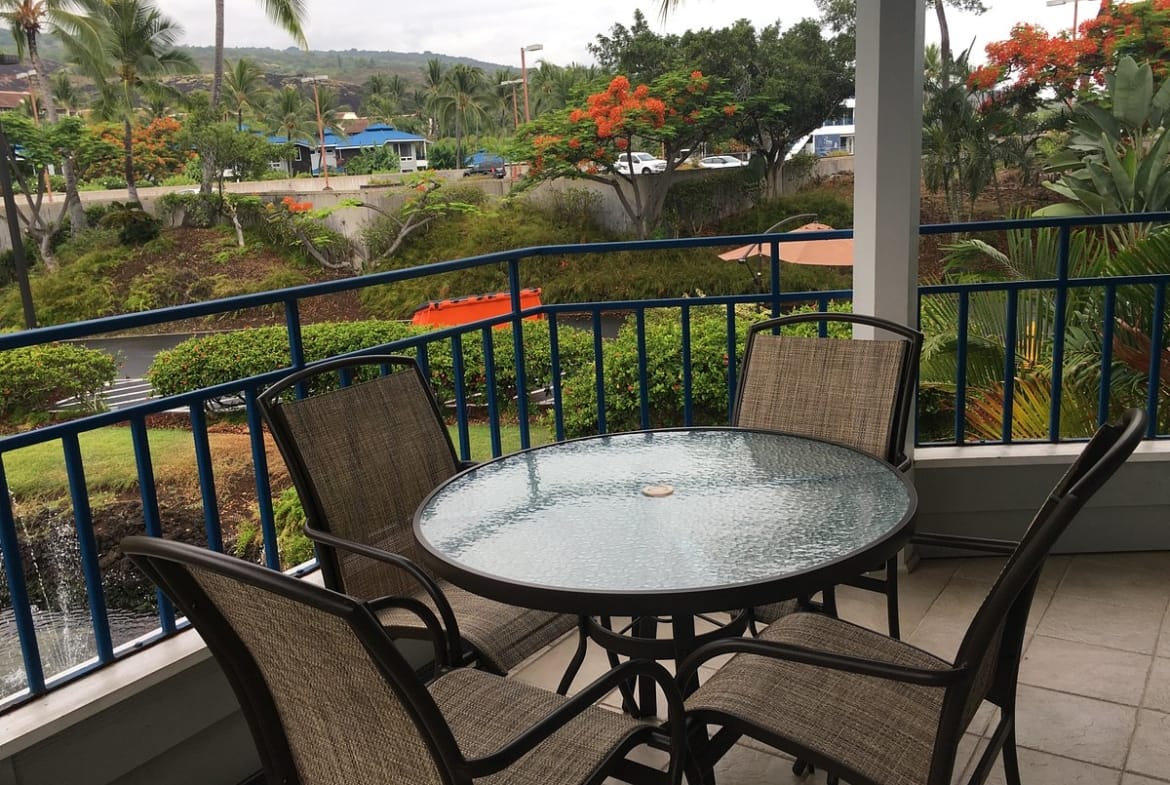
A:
584,610,751,717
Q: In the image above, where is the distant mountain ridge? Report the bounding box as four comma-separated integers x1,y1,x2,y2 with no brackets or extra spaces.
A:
0,30,508,90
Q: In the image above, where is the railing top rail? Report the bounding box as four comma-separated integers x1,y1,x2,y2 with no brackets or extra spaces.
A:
14,211,1165,350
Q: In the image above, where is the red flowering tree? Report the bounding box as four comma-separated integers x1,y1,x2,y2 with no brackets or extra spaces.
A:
77,117,195,186
518,70,738,239
970,1,1170,107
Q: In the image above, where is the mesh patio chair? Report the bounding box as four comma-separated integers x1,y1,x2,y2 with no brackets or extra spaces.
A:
257,354,580,677
733,311,923,637
122,536,691,785
679,408,1147,785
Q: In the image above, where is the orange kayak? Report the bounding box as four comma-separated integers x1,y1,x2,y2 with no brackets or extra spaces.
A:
411,288,544,328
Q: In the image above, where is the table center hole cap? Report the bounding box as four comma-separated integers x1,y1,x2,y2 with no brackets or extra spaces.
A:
642,483,674,497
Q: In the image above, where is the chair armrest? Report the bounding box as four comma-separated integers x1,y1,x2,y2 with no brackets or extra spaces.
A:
304,524,464,666
463,659,688,785
364,596,452,678
910,532,1017,555
895,454,912,472
677,634,965,690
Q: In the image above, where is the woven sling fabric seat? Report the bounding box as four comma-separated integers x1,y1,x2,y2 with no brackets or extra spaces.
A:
258,354,579,676
123,536,690,785
430,668,647,785
688,613,949,785
733,313,923,635
377,581,572,673
680,410,1147,785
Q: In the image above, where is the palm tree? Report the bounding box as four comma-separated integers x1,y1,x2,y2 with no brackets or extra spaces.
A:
265,85,315,174
0,0,95,233
432,64,488,166
421,58,445,137
208,1,306,191
51,71,83,116
224,57,271,131
210,1,305,108
66,0,196,203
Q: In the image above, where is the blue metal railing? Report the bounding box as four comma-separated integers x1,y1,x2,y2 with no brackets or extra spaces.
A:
2,212,1168,710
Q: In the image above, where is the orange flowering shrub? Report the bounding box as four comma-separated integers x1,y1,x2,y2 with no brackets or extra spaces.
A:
77,117,196,184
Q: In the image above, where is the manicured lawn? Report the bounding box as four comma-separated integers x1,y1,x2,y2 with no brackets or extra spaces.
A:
4,422,554,500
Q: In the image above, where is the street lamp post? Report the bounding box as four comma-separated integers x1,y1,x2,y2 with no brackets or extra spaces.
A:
1046,0,1081,38
301,75,332,191
16,69,51,202
500,78,523,131
520,43,543,124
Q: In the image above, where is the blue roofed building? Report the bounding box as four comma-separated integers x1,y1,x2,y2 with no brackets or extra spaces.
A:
266,122,429,176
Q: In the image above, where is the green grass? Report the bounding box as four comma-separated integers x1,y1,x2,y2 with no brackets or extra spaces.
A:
4,422,555,500
5,428,198,500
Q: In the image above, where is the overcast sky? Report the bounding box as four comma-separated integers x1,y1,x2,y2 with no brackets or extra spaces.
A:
162,1,1099,68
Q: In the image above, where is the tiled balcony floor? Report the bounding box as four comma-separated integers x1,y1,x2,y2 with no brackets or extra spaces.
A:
507,552,1170,785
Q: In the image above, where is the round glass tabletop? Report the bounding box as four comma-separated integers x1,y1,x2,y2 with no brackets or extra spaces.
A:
414,428,916,613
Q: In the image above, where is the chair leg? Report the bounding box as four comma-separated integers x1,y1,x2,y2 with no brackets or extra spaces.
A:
885,556,901,639
1001,724,1023,785
555,618,589,695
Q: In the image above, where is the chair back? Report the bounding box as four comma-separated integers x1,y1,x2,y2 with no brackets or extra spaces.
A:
733,312,923,464
122,535,464,785
258,355,461,599
931,409,1147,780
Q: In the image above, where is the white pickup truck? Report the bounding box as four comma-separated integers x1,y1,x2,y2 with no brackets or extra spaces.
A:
612,151,668,175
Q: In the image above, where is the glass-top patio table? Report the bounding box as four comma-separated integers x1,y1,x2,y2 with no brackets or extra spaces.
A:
414,427,916,702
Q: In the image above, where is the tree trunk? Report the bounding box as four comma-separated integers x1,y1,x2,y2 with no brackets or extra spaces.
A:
27,31,87,233
934,0,952,88
202,0,225,195
123,119,139,203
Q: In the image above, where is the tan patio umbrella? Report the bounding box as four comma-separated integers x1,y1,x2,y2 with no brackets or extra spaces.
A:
717,222,854,266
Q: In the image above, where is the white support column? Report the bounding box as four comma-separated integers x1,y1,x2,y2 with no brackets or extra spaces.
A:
852,0,925,331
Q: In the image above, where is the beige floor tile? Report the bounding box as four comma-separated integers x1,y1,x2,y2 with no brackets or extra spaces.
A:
1143,658,1170,713
955,554,1070,595
709,741,805,785
1126,709,1170,779
1123,772,1170,785
978,747,1120,785
1013,685,1136,768
1122,774,1170,785
1019,635,1152,705
1158,606,1170,659
1036,594,1163,655
1058,554,1170,612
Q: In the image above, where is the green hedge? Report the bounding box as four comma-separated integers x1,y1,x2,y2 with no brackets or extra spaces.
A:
560,302,854,437
147,319,595,411
0,343,117,420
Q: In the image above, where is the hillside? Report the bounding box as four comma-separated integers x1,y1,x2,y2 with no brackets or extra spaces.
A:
0,31,508,96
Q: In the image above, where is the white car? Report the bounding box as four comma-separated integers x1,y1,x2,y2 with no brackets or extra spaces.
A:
613,151,668,175
698,155,749,169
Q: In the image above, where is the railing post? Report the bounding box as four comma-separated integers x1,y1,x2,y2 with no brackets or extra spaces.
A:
62,434,114,664
1049,224,1071,442
0,459,46,694
1146,282,1165,438
507,259,531,449
131,417,175,634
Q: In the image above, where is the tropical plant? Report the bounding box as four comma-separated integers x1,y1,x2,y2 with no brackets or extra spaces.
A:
264,85,315,173
207,0,305,193
223,57,271,131
1035,56,1170,246
923,222,1111,440
64,0,196,203
0,0,96,233
431,64,488,167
